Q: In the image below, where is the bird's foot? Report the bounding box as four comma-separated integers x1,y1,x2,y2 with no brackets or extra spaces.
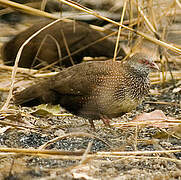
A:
100,115,111,128
88,116,111,130
88,119,96,131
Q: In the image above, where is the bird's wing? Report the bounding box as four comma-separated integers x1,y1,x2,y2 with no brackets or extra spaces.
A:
51,61,112,96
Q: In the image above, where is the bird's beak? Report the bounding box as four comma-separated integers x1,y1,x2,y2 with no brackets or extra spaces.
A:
151,62,159,70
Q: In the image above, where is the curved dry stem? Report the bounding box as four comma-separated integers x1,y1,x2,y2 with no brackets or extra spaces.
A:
39,132,110,150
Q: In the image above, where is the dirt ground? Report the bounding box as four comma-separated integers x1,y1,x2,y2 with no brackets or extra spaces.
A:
0,0,181,180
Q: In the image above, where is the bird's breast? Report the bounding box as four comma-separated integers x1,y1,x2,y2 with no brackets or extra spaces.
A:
105,96,142,116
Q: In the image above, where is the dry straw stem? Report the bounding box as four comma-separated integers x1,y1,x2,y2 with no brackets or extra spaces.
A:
0,64,37,74
0,147,86,157
80,141,93,164
105,156,181,164
32,71,59,78
0,0,57,19
0,1,53,15
113,0,127,61
176,0,181,8
60,29,75,66
33,34,62,69
0,148,181,164
146,101,180,106
150,70,181,84
97,149,181,156
40,0,48,11
137,5,159,38
0,119,38,131
0,64,60,77
112,119,181,128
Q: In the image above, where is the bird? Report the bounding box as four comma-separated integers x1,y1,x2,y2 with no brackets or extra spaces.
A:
13,53,159,129
1,19,125,69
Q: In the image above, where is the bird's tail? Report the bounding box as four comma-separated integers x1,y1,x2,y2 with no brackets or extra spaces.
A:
13,84,42,106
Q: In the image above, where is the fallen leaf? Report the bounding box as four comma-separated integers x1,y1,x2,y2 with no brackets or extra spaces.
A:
132,110,177,128
31,104,61,117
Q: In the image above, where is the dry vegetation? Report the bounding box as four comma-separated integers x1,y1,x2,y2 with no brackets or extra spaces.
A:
0,0,181,179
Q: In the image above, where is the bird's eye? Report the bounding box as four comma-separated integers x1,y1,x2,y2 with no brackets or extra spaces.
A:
138,59,145,64
138,59,149,65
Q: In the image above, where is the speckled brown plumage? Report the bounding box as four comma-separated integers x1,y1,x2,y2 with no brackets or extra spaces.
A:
1,19,125,69
13,53,159,128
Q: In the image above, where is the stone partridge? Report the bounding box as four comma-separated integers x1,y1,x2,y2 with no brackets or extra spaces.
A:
13,53,159,129
1,19,125,69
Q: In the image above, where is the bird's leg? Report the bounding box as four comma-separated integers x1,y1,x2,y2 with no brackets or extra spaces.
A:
88,119,96,130
100,115,111,128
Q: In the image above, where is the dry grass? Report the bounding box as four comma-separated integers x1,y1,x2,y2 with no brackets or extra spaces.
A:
0,0,181,179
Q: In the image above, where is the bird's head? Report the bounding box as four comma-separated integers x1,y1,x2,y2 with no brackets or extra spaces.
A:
126,53,159,74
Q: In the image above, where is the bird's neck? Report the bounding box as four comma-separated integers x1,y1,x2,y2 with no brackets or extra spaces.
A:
127,65,149,78
123,66,150,99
